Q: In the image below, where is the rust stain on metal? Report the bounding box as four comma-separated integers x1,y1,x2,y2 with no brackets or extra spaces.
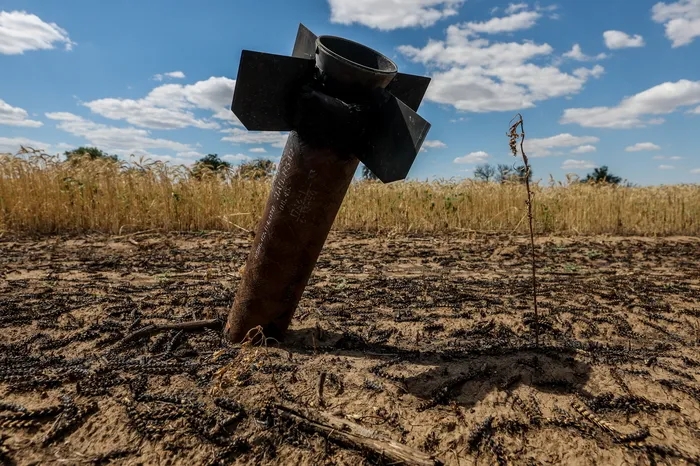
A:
224,23,431,342
225,132,359,342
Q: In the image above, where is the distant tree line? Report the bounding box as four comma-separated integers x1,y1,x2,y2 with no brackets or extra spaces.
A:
579,166,623,185
60,147,627,185
64,146,118,164
60,147,277,180
361,165,378,181
472,163,532,184
472,162,625,186
188,154,277,180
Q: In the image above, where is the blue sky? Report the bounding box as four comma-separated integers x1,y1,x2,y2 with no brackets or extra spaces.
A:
1,0,699,186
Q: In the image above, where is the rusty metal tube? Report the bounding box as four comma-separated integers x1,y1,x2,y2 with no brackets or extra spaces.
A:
224,26,430,343
225,130,359,342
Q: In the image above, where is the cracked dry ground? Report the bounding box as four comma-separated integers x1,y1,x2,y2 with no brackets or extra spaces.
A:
1,231,700,466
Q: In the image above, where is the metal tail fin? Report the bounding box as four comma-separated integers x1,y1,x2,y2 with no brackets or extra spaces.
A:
386,73,431,112
360,95,431,183
292,23,318,59
231,50,315,131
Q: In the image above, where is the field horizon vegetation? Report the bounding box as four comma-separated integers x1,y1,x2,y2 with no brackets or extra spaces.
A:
1,144,699,237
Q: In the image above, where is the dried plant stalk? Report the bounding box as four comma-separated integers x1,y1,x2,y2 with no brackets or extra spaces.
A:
508,113,539,346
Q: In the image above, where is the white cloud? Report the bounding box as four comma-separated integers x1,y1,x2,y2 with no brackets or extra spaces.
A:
603,30,645,49
691,168,700,174
653,155,683,160
85,98,218,130
175,151,205,159
153,71,186,81
461,10,541,35
398,9,604,112
453,150,489,164
54,142,76,152
45,112,193,157
413,61,605,113
652,0,700,47
327,0,464,30
222,153,252,163
249,147,267,153
542,5,560,19
505,3,529,14
625,142,661,151
561,79,700,128
523,133,599,157
131,153,197,166
83,76,239,130
0,136,52,153
0,99,43,127
398,23,550,68
573,64,605,79
222,128,288,148
658,164,675,169
0,10,74,55
423,139,447,148
571,144,596,154
561,159,597,170
562,44,607,61
421,139,448,151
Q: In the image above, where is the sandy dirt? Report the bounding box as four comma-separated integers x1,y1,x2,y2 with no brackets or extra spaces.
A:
1,231,700,466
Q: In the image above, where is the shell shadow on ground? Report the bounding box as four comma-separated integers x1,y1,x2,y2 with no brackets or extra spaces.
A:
281,326,593,408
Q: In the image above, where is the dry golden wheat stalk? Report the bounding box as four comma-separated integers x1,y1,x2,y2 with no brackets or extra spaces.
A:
1,147,699,236
508,113,539,346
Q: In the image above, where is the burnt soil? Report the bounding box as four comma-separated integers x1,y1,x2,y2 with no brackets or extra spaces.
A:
1,231,700,466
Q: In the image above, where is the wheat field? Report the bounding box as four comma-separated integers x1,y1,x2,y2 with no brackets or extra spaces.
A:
1,150,699,236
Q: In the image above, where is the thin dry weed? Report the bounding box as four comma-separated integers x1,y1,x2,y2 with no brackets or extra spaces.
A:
211,326,288,401
508,113,539,346
211,326,267,394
